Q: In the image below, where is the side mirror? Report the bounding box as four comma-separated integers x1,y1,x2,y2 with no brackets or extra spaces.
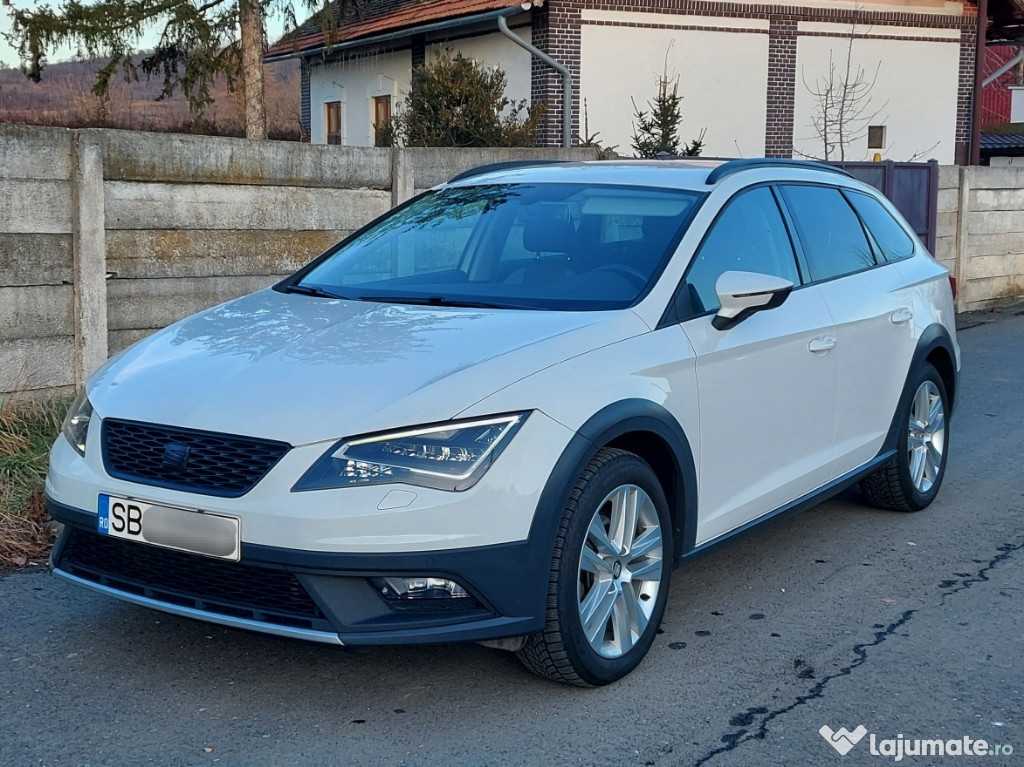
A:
712,271,794,330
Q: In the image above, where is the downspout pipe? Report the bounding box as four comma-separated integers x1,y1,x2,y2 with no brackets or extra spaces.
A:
983,48,1024,86
497,14,573,148
971,0,989,165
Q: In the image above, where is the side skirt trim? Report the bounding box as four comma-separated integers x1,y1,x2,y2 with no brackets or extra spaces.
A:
682,450,896,562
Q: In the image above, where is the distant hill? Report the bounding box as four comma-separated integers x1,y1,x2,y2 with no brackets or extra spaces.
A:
0,56,302,140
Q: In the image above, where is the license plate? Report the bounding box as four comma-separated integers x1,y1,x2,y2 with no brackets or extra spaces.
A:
98,494,240,561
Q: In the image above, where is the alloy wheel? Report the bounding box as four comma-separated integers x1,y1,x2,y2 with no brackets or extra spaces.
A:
577,484,664,659
907,379,945,493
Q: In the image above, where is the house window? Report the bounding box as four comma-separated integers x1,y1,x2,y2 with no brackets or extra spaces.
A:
325,101,343,145
373,95,392,128
867,125,886,150
373,95,392,147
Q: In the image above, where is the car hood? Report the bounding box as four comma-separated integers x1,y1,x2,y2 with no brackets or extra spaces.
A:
88,289,649,445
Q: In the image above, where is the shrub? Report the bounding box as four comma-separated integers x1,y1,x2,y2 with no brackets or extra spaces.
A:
396,51,544,147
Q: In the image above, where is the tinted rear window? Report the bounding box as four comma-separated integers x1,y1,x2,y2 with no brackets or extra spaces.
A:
781,185,877,282
845,190,916,262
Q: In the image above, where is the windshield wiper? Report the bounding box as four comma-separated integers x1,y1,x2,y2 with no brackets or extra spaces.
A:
282,283,348,299
356,295,533,310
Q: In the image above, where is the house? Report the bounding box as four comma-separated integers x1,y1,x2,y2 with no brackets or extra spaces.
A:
981,44,1022,124
979,43,1024,164
266,0,1024,165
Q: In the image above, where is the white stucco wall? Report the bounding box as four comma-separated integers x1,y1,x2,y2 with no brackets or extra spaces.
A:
579,11,769,157
1010,86,1024,123
738,0,962,13
308,49,412,146
793,27,961,164
426,29,533,107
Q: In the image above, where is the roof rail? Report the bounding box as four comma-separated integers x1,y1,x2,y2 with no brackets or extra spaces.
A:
705,158,852,185
448,160,569,184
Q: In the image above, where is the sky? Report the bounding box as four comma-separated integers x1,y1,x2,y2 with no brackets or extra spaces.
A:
0,0,288,70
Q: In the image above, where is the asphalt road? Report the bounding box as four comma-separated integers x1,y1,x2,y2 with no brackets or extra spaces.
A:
2,307,1022,767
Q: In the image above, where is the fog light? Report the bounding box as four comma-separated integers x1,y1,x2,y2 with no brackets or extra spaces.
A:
374,576,470,600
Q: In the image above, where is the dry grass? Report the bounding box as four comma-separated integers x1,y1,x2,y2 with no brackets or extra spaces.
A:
0,57,303,140
0,399,68,569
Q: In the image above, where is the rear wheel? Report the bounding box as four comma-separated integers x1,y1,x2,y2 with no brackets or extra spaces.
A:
517,448,672,686
861,363,949,512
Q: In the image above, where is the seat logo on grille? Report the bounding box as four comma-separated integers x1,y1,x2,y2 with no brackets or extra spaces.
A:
161,443,191,471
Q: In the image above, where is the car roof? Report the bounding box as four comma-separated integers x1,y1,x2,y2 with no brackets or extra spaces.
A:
443,158,856,193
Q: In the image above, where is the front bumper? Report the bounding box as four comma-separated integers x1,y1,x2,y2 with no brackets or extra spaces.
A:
48,498,551,645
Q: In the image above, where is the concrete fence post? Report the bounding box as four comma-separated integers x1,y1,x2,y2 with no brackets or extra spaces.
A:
391,148,414,208
71,132,109,386
953,166,970,314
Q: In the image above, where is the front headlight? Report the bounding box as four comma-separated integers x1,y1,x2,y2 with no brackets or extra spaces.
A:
293,413,528,492
61,389,93,456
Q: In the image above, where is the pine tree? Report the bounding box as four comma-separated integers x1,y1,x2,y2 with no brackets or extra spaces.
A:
0,0,347,139
630,67,705,158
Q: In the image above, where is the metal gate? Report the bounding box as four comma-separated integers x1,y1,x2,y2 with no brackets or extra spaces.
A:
830,160,940,255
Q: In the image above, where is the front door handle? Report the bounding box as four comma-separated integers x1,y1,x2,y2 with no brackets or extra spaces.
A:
890,307,914,324
808,336,837,354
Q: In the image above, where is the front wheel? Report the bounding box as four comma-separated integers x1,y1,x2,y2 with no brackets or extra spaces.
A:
517,448,672,686
861,362,949,512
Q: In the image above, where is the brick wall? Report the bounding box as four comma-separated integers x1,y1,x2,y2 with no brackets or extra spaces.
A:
533,0,974,156
532,2,582,147
956,22,978,164
765,17,798,158
411,33,426,69
299,58,311,142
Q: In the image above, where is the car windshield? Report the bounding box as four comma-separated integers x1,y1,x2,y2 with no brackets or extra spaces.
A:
289,183,704,311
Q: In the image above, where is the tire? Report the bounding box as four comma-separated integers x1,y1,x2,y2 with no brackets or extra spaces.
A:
860,362,949,512
517,448,672,686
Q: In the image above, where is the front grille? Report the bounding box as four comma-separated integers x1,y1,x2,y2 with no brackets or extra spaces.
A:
57,528,332,632
102,418,289,497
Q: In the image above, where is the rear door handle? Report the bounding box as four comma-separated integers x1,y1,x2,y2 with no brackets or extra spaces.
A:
890,307,914,324
808,336,836,354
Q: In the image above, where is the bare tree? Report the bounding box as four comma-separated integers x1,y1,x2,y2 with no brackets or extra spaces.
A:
800,21,888,161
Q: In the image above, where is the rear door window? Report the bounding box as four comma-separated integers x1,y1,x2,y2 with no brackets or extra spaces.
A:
780,185,878,282
844,190,916,262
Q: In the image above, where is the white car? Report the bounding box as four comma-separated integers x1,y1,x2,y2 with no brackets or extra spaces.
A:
46,158,959,685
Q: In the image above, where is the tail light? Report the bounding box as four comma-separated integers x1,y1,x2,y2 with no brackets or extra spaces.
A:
948,275,958,300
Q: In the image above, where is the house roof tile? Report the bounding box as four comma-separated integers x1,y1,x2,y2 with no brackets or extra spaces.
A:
266,0,524,59
980,131,1024,150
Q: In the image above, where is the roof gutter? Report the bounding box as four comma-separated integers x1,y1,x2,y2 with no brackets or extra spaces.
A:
264,7,526,63
497,13,573,148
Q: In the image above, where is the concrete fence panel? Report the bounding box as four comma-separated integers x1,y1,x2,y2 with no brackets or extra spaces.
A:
0,125,600,402
3,122,1022,402
937,165,1024,312
99,130,393,189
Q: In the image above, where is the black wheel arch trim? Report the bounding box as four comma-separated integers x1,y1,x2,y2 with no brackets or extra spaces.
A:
881,323,958,454
529,400,699,562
